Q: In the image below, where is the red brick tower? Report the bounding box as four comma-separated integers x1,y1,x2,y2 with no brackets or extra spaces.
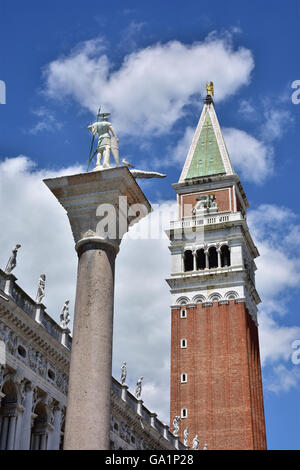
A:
166,89,267,450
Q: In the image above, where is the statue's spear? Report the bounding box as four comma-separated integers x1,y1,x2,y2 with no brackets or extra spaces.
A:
87,106,101,172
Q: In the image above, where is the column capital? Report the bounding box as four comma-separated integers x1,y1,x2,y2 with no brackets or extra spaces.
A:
43,166,152,250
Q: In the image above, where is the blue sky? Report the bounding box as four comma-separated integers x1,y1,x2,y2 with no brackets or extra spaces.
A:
0,0,300,450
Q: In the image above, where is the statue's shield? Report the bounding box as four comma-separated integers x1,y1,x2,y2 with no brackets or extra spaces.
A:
111,136,119,166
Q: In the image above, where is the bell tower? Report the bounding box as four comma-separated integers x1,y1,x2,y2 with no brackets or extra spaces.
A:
166,86,267,450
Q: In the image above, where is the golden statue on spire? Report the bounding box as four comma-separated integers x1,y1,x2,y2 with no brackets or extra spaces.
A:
206,81,214,96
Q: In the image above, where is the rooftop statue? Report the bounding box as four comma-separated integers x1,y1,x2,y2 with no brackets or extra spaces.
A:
60,300,70,329
36,274,46,304
5,244,21,275
135,376,143,399
120,361,127,385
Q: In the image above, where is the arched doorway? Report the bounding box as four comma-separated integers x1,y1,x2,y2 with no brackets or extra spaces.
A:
0,379,18,450
31,401,49,450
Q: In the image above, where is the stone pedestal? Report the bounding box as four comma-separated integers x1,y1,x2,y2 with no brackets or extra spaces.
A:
44,167,151,450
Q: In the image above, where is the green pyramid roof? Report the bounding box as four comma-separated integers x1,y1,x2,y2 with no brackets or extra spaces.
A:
185,112,226,179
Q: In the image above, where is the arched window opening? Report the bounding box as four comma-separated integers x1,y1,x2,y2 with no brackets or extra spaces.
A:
0,380,18,450
31,402,48,450
184,250,193,272
180,309,187,319
208,247,218,269
181,373,187,383
196,249,206,270
47,369,55,381
17,345,26,358
221,245,231,267
180,338,187,348
181,408,188,418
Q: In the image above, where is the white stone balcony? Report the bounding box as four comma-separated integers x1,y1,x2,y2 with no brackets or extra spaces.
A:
166,211,244,232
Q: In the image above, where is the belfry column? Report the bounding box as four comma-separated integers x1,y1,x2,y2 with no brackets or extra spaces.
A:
44,167,151,450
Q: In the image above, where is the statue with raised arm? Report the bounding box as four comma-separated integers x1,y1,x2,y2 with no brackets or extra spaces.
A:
60,300,70,329
5,244,21,274
120,361,127,385
88,112,119,171
36,274,46,304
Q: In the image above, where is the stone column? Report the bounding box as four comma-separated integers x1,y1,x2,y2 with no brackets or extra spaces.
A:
40,433,47,450
18,383,34,450
6,415,17,450
64,239,117,450
217,247,221,268
50,405,63,450
0,416,9,449
192,250,196,271
204,249,209,269
44,167,151,450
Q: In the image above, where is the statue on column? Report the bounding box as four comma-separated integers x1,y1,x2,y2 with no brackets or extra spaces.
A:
60,300,70,329
87,107,166,179
87,111,119,171
120,361,127,385
173,415,180,437
5,244,21,274
35,274,46,304
135,376,143,399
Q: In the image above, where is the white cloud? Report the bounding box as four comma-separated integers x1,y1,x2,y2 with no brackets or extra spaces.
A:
238,98,257,120
265,364,300,394
170,127,194,167
258,311,300,367
248,204,300,392
261,108,293,142
0,156,83,319
43,34,254,136
223,127,274,184
28,107,63,135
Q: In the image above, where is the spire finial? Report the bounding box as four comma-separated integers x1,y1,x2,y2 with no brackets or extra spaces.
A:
204,81,214,104
206,81,214,96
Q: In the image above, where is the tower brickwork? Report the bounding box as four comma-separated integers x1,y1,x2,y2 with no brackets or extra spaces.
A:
166,93,266,450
